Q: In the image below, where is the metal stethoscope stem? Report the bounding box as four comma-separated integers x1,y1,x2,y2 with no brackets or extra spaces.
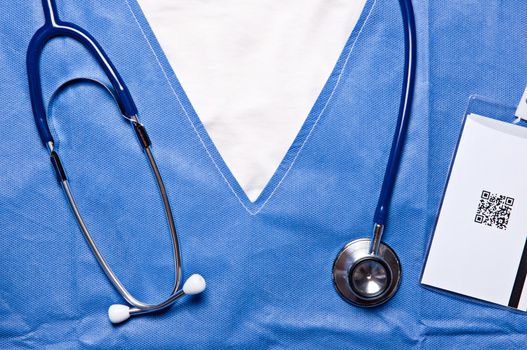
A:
28,0,205,324
333,0,417,307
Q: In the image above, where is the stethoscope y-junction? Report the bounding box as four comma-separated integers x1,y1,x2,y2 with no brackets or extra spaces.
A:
332,0,417,307
27,0,206,323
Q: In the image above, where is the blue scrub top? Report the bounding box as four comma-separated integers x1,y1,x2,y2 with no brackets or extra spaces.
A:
1,0,526,349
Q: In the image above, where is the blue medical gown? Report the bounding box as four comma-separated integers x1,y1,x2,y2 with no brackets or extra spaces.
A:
1,0,526,348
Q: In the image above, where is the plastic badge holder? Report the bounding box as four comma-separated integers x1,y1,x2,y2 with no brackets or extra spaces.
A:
421,95,527,312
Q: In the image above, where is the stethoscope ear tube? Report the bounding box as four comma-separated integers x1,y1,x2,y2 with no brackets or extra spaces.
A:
57,134,206,323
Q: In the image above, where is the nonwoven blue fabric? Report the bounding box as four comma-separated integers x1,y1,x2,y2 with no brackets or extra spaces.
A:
0,0,526,349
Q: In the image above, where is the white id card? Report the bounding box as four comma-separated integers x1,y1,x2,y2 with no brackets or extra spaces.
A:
422,111,527,311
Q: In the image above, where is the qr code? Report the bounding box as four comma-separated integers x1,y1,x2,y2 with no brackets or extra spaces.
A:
474,190,514,230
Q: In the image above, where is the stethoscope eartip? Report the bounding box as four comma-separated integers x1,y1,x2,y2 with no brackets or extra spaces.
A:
183,274,207,295
108,304,131,324
107,274,205,323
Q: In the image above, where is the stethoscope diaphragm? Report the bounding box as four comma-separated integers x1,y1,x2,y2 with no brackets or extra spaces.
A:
332,238,401,307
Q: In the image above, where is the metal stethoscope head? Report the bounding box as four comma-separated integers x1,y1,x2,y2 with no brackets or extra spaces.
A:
333,225,400,307
332,0,416,307
27,0,206,323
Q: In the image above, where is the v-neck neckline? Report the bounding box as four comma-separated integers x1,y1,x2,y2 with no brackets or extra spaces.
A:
124,0,376,215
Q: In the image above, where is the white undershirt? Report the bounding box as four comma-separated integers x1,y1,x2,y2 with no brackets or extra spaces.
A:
137,0,367,201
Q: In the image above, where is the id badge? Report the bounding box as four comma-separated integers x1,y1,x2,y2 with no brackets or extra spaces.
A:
422,96,527,311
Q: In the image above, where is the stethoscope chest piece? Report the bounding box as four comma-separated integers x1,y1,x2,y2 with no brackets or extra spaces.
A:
332,238,400,307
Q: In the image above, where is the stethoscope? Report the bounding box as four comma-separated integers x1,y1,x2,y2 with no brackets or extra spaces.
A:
27,0,206,324
332,0,416,307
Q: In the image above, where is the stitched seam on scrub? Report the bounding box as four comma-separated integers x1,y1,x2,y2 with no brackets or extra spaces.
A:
253,0,377,215
124,0,252,214
123,0,376,216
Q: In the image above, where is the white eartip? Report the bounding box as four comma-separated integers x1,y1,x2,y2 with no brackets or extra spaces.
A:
108,304,130,324
183,274,206,295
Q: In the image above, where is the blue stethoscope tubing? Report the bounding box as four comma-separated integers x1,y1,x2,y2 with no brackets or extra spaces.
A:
28,0,137,147
375,0,416,226
332,0,416,307
27,0,205,323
